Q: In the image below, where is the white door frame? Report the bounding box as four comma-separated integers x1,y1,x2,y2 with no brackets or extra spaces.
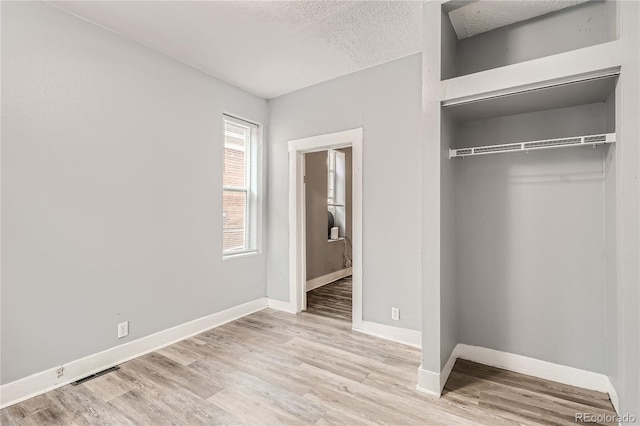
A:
288,128,363,329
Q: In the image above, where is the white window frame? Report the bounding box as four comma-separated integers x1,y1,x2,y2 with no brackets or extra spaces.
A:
222,114,260,258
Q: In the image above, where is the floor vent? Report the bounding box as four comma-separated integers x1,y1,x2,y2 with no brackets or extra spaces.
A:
71,366,119,385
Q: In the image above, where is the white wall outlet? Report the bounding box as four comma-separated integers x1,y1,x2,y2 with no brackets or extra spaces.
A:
117,321,129,339
56,365,64,378
391,307,400,321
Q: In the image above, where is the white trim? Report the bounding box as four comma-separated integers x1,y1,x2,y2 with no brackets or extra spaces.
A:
306,268,352,292
439,346,458,392
353,321,421,348
416,365,441,397
607,380,619,414
416,346,457,397
0,298,269,409
455,344,613,394
288,128,363,330
221,250,259,261
417,344,618,402
289,149,307,312
287,129,361,153
267,298,297,314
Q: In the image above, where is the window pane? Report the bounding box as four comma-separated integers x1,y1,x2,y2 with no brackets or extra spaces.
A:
223,147,246,188
328,151,336,204
224,122,247,150
328,150,336,172
223,189,247,253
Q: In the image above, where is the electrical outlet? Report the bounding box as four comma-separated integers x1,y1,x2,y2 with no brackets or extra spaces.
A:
391,307,400,321
117,321,129,339
56,365,64,378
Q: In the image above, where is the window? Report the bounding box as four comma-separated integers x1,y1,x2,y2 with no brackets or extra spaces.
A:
223,115,259,256
327,149,346,239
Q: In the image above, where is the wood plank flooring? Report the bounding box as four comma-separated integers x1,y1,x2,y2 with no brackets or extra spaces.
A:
2,288,617,425
306,277,352,321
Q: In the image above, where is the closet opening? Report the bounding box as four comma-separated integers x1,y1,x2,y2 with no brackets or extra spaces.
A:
440,71,618,378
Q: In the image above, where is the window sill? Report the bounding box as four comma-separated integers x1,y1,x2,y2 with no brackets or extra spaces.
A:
223,250,259,260
328,237,345,243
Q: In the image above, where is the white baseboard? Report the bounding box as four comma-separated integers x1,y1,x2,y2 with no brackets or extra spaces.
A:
353,321,421,348
455,344,613,395
417,344,618,404
416,364,441,397
0,297,269,409
607,379,619,414
416,346,457,397
267,298,297,314
306,268,352,292
440,346,458,391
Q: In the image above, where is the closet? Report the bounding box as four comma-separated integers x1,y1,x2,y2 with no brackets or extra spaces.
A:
429,0,631,406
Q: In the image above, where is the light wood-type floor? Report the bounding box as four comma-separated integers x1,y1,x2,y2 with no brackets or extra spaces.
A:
2,282,616,425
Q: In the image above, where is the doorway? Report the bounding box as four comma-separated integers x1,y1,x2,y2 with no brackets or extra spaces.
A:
288,128,363,330
305,148,353,321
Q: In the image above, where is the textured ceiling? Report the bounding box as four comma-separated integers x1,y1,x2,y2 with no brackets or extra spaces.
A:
448,0,590,39
49,1,422,99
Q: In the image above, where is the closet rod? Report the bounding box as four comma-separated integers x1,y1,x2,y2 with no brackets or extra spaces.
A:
449,133,615,159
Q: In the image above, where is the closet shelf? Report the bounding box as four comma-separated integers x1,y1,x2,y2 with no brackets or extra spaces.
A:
449,133,615,159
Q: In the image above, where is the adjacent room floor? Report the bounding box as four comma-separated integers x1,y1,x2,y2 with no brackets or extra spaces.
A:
1,284,616,425
306,276,352,321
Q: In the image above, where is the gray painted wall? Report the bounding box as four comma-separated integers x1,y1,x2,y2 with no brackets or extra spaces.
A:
267,54,423,331
446,0,616,79
1,1,268,384
440,8,457,82
305,149,352,281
